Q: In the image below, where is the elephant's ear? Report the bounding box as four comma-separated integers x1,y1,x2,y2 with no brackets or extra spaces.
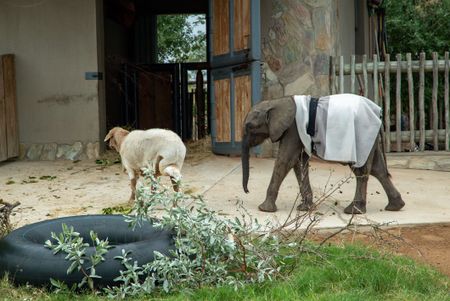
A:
267,97,296,142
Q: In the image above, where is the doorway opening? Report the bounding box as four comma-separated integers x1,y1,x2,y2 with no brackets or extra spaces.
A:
103,0,209,141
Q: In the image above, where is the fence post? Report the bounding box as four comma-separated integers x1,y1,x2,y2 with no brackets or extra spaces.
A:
350,55,356,94
419,52,426,151
339,56,344,94
445,51,449,151
384,54,391,152
373,54,379,105
395,54,402,152
330,56,336,94
362,54,368,97
432,52,439,150
406,53,415,151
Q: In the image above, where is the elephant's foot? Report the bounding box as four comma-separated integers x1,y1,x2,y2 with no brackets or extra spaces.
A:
297,201,314,211
344,201,366,214
385,198,405,211
258,200,277,212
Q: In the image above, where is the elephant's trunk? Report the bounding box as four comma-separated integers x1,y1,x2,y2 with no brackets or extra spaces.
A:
242,133,250,193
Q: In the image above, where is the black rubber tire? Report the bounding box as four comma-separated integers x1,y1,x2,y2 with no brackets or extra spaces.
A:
0,215,174,287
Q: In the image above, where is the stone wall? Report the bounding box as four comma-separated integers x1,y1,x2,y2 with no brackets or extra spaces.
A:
259,0,339,157
19,142,100,161
260,0,338,100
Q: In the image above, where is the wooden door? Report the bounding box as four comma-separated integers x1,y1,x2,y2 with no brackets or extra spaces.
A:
0,54,19,162
209,0,261,155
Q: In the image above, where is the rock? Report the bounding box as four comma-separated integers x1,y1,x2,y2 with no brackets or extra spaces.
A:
86,142,100,160
26,144,43,161
284,73,315,95
40,143,57,161
56,144,71,159
19,144,27,160
65,142,83,161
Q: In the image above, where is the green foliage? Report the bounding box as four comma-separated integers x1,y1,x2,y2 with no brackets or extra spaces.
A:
45,224,113,291
157,14,206,63
106,169,291,297
1,243,449,300
383,0,450,56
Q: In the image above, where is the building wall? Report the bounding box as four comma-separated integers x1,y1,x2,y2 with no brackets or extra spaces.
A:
0,0,103,160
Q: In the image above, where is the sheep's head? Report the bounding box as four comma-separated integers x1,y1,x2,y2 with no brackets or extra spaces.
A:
104,127,129,152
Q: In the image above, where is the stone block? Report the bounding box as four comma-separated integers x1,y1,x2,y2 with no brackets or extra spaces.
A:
314,53,330,76
86,142,100,160
263,82,284,100
19,144,27,160
56,144,71,159
40,143,58,161
65,142,83,161
26,144,43,161
284,73,315,95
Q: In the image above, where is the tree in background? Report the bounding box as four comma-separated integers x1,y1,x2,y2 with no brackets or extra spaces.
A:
157,14,206,63
382,0,450,57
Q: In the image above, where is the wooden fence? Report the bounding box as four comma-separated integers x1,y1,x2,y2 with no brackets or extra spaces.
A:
330,52,449,153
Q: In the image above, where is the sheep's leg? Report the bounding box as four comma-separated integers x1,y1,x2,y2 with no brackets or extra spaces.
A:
127,169,138,203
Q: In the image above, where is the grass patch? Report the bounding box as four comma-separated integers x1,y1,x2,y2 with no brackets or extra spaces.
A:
1,244,448,300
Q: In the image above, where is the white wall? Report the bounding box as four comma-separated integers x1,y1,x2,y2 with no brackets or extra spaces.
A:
0,0,102,144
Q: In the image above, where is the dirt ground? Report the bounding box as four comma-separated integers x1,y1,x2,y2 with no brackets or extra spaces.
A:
314,223,450,278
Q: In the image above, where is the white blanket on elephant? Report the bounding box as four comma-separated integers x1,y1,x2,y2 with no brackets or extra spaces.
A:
294,94,382,168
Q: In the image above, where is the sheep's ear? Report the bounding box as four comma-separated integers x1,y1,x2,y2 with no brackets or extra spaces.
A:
104,129,115,142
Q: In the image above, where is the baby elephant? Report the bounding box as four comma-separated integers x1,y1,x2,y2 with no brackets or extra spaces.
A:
242,94,405,214
104,127,186,202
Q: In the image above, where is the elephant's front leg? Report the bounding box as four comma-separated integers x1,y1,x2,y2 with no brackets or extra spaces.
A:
259,157,296,212
259,129,301,212
294,152,314,211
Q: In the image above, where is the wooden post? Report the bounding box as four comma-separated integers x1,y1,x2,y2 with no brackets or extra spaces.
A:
396,54,402,152
419,52,426,151
432,52,439,150
406,53,415,151
350,55,356,94
384,54,391,152
0,55,6,161
0,55,18,161
196,69,205,139
339,56,344,93
330,56,336,94
373,54,379,105
445,51,449,151
362,54,368,97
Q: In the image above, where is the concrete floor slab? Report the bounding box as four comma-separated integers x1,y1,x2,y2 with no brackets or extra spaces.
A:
1,155,449,229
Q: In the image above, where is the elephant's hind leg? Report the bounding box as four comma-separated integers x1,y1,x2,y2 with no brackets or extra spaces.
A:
344,144,376,214
294,153,314,211
371,144,405,211
344,167,369,214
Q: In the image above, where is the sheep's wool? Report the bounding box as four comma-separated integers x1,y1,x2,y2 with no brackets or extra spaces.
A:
294,94,382,168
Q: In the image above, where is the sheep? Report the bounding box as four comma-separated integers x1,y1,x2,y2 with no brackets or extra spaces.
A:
104,127,186,202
